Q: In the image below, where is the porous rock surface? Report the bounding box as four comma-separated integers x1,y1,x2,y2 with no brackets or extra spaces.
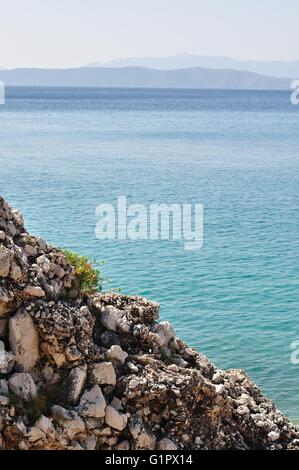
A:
0,195,299,450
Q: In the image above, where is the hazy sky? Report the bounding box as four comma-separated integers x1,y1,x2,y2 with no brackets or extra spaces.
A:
0,0,298,68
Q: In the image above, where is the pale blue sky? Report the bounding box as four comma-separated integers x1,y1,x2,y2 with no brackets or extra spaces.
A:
0,0,298,68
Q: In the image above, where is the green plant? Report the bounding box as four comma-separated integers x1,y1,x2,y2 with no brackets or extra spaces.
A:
62,249,104,295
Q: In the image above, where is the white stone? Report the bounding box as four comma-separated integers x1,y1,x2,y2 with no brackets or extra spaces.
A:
9,310,39,372
107,345,128,365
0,341,15,374
101,306,125,332
0,395,9,406
129,378,139,390
23,286,45,298
116,316,131,333
78,385,106,418
91,362,116,386
156,438,178,450
40,342,66,368
97,426,111,437
25,245,37,257
80,305,90,315
0,290,10,317
9,373,37,401
27,426,46,443
268,431,280,442
127,362,139,373
105,405,128,431
237,405,250,416
214,384,225,394
0,248,11,278
53,264,65,279
212,371,224,384
129,417,156,450
83,436,97,450
135,429,156,450
9,261,23,282
14,418,27,434
160,321,176,341
151,321,176,347
35,415,56,437
36,255,51,274
65,365,87,405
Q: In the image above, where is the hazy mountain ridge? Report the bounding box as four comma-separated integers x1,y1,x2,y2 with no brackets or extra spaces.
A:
87,53,299,79
0,65,291,89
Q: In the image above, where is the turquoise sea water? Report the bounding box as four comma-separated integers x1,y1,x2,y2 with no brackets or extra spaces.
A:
0,87,298,418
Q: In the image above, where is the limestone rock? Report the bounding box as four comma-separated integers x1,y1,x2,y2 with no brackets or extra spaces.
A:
151,321,176,347
9,261,23,282
0,341,15,374
0,247,12,277
78,385,106,418
35,415,56,437
0,395,9,406
107,345,128,365
63,365,87,405
27,426,46,443
91,362,116,386
25,245,37,257
23,286,45,298
30,301,95,368
83,436,97,450
129,415,156,450
268,431,280,442
9,373,37,401
0,290,11,317
100,305,125,332
9,310,39,372
105,405,128,431
40,343,66,368
156,438,178,450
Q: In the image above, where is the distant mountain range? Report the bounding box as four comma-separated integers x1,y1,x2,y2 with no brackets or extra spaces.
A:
0,66,291,89
87,53,299,79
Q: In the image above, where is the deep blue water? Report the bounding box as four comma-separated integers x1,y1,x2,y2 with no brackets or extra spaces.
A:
0,87,298,418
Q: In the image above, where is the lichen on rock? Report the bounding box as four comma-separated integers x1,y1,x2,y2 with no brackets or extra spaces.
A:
0,195,299,450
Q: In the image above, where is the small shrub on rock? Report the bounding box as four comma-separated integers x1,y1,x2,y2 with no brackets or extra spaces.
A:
62,250,104,295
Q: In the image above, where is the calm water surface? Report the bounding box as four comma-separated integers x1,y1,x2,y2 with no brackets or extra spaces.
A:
0,87,298,418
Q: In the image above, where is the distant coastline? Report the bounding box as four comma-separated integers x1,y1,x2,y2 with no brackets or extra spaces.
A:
87,53,299,79
0,66,291,90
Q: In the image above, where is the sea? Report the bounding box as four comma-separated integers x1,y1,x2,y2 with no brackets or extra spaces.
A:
0,87,298,419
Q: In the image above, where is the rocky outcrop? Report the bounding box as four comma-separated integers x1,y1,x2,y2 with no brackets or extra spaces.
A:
0,195,299,450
